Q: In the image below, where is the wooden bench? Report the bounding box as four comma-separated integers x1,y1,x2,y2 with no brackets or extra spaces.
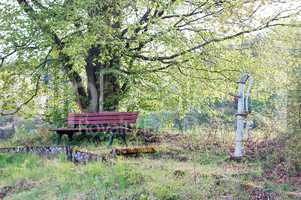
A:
50,112,139,146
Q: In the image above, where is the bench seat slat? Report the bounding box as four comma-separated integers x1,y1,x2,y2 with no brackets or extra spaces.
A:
68,116,137,121
67,120,136,125
67,112,138,126
68,112,138,117
50,127,131,133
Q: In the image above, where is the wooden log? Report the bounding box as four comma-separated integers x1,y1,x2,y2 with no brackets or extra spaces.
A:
111,146,156,155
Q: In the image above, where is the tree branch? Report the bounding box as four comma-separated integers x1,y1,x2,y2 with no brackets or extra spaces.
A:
133,12,299,62
17,0,63,46
0,75,41,116
0,39,35,68
17,0,89,110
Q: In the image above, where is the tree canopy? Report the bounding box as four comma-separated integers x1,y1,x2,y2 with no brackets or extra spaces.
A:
0,0,300,115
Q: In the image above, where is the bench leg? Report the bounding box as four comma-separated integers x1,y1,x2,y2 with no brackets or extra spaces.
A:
108,132,115,146
68,133,74,141
57,133,62,144
94,135,101,144
121,130,127,147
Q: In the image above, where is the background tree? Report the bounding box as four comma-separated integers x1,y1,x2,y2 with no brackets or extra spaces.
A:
0,0,300,114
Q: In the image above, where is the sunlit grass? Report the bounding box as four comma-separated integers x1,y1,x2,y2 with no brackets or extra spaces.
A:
0,124,296,199
0,151,265,200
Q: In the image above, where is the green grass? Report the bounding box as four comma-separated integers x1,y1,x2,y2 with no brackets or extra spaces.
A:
0,152,277,200
0,129,299,199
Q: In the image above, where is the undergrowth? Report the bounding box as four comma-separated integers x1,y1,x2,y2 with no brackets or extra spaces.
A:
0,125,299,199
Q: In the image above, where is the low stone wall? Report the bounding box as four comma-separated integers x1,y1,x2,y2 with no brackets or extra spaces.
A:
0,146,157,164
0,146,106,164
0,128,14,139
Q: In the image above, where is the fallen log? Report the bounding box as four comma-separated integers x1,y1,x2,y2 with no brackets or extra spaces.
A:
111,146,156,155
287,192,301,198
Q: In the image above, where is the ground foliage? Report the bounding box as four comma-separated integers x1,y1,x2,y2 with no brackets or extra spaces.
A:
0,128,300,200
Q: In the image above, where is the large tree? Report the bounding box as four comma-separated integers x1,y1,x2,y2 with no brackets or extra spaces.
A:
0,0,300,114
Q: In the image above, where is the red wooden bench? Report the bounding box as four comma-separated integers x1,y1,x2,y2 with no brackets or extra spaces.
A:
50,112,139,146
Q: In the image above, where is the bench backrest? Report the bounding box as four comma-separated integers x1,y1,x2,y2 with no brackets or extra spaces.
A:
67,112,139,127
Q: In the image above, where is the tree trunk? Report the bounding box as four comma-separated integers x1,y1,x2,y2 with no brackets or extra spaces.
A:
99,73,104,111
74,71,120,112
60,54,89,113
103,73,120,111
68,44,122,113
85,47,100,112
98,54,121,111
73,54,121,112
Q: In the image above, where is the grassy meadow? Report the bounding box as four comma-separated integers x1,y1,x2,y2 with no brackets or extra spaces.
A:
0,127,299,200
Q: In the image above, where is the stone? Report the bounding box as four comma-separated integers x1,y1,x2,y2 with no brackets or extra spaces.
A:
0,128,15,139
